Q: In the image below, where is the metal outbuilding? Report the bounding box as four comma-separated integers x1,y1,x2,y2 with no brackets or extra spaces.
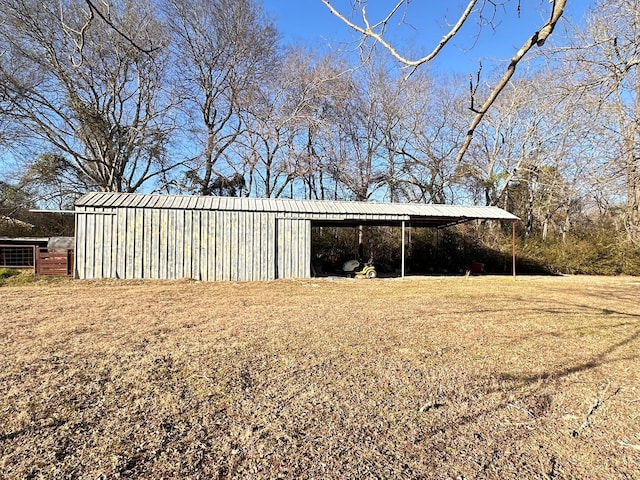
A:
74,192,519,281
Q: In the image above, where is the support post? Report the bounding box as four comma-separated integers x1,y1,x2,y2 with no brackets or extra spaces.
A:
401,221,406,278
512,222,517,280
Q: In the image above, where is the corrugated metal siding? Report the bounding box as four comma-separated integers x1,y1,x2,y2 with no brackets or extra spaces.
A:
75,192,519,222
74,192,518,282
277,218,311,279
75,207,281,281
75,207,118,279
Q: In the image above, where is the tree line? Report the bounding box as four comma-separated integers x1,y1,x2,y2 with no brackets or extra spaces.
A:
1,0,639,262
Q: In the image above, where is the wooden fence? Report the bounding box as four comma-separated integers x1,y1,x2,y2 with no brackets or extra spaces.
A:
36,248,74,276
0,245,74,276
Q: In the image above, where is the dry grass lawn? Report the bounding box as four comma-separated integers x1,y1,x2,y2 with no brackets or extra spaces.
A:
1,275,639,479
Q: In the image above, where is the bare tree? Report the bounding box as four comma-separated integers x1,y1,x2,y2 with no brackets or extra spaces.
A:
456,79,549,208
392,73,468,204
167,0,279,196
321,0,567,163
275,48,354,200
237,47,359,199
552,0,640,240
322,65,389,202
0,0,177,198
18,153,92,209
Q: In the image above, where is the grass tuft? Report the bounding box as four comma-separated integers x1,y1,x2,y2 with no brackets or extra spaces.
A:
0,268,36,286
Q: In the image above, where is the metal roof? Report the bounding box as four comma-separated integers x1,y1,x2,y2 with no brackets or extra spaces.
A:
75,192,519,228
0,237,50,243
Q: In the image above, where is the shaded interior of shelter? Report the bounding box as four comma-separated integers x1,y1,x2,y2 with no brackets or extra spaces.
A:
310,220,552,278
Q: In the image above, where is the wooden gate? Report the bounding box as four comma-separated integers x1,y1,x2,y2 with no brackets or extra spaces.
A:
36,248,74,276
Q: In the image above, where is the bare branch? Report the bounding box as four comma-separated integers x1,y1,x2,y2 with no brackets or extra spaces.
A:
322,1,567,165
59,2,94,66
469,62,482,113
84,0,159,54
321,0,479,67
455,0,567,163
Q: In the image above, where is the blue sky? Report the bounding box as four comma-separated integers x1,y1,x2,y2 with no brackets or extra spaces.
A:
263,0,595,74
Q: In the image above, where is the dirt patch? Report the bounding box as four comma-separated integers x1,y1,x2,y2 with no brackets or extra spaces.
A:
1,276,639,478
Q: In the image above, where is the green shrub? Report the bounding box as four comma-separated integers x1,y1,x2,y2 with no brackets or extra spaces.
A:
0,268,21,279
519,229,640,275
0,268,36,286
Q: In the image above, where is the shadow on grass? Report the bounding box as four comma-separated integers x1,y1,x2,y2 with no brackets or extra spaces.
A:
417,307,640,454
512,326,640,384
498,300,640,384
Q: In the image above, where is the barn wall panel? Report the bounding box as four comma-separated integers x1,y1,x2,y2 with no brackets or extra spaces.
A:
98,210,111,277
166,209,176,279
77,206,284,282
277,218,311,279
197,211,207,281
134,208,144,278
143,209,153,278
230,211,239,281
264,213,276,280
215,211,225,281
250,213,258,281
93,209,104,278
85,209,96,279
207,211,216,281
184,210,193,279
74,213,86,279
109,210,118,277
123,208,134,278
149,209,159,278
237,211,245,281
116,209,127,278
74,208,119,279
158,209,168,279
174,209,184,279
